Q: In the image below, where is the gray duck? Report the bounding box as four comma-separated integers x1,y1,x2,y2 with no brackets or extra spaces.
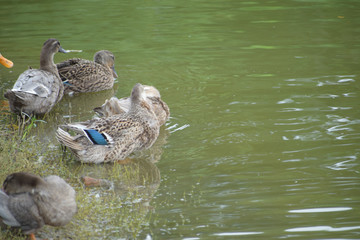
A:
4,39,67,116
57,50,118,94
0,172,77,240
94,85,170,126
56,83,160,164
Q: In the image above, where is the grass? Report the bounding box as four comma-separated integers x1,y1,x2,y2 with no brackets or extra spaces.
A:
0,108,157,240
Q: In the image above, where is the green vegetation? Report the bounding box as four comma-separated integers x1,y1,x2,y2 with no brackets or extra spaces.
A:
0,110,155,240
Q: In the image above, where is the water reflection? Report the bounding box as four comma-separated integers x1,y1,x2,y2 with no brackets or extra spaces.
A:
77,157,161,206
1,0,360,238
285,225,360,232
74,128,169,201
59,87,117,120
289,207,352,213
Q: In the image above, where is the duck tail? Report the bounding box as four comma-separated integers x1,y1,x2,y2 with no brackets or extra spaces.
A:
56,127,84,151
0,191,21,227
59,123,112,146
4,90,26,109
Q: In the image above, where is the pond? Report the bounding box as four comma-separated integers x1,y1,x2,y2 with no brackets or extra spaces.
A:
0,0,360,239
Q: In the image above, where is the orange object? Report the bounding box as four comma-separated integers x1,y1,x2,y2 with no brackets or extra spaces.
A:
0,53,14,68
29,233,36,240
81,176,102,187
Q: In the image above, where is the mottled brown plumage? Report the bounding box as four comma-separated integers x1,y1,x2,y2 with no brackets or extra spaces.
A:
4,39,66,116
57,50,118,94
56,83,160,164
0,172,77,239
94,85,170,126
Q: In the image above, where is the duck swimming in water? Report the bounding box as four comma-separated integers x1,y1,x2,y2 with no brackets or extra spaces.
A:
4,38,67,116
56,83,160,164
57,50,118,94
0,172,77,240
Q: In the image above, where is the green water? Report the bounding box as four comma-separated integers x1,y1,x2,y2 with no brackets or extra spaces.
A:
1,0,360,239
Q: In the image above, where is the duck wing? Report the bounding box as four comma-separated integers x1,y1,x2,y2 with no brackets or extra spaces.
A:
57,59,113,92
39,176,77,226
11,69,55,98
56,58,85,70
2,191,44,234
0,191,20,227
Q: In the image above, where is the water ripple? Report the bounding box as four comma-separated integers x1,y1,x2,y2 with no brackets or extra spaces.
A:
289,207,352,213
285,225,360,232
326,156,358,171
166,123,190,133
213,231,264,236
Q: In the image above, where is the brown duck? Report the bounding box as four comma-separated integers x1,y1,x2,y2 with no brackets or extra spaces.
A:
57,50,118,94
56,83,160,164
94,84,170,126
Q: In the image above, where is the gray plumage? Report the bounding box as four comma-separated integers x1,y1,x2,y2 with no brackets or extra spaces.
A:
0,172,77,235
4,39,66,116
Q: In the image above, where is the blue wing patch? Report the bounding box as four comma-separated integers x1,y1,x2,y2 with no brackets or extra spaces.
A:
63,80,72,86
84,129,108,145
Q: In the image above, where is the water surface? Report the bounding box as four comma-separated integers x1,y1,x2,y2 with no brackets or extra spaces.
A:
1,0,360,239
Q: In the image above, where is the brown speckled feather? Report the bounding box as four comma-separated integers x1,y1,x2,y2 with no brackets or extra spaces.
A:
57,50,117,94
56,83,161,164
94,85,170,126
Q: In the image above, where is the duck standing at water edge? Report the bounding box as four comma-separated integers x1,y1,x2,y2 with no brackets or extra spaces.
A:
56,83,160,164
4,39,67,116
0,172,77,240
57,50,118,94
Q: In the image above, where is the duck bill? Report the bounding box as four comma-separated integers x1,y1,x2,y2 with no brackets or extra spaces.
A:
111,66,118,78
0,54,14,68
58,46,68,53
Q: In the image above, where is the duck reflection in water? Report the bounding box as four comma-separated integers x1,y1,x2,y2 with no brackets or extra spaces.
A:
79,156,161,209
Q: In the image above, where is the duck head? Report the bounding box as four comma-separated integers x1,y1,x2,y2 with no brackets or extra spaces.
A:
2,172,45,195
130,83,154,111
94,50,118,78
40,38,67,73
41,38,67,56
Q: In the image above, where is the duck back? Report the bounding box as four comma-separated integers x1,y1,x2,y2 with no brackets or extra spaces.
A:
34,175,77,227
4,69,64,115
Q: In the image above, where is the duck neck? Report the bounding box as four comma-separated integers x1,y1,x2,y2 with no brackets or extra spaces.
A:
39,49,59,76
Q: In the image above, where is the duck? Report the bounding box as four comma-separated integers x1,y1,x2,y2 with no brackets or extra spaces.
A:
94,85,170,126
57,50,118,94
56,83,160,164
4,39,67,116
0,53,13,68
0,172,77,240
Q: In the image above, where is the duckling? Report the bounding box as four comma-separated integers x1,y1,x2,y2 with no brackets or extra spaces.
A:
4,39,67,116
0,172,77,240
57,50,118,94
94,85,170,126
56,83,160,164
0,53,13,68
